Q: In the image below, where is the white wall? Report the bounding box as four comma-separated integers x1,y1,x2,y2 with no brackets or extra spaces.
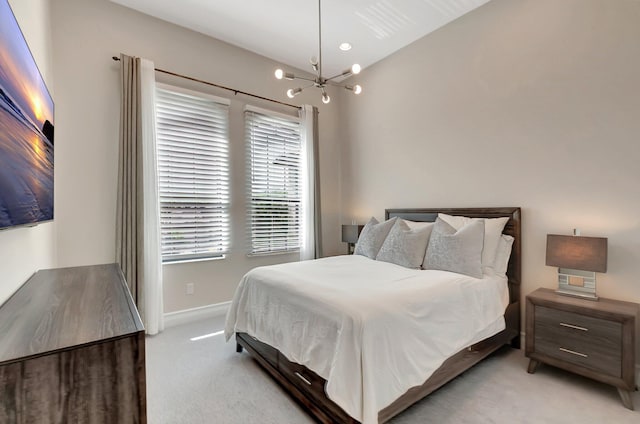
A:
51,0,343,313
46,0,640,321
341,0,640,309
0,0,56,306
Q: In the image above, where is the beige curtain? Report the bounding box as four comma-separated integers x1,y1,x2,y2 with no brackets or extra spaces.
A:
300,105,323,260
116,54,164,335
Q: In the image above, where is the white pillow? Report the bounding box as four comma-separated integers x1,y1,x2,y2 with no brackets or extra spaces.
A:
423,218,485,278
438,213,509,269
402,219,435,231
354,217,397,259
493,234,514,276
376,219,432,269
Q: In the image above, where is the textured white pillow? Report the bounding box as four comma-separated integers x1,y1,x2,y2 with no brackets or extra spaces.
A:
493,234,514,276
354,217,397,259
423,218,485,278
402,219,435,231
438,213,509,269
376,219,433,269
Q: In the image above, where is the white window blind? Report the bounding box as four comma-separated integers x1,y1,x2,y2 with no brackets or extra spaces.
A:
155,85,230,262
246,109,302,255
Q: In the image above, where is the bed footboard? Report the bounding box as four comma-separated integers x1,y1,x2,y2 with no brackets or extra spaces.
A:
236,332,357,423
237,320,518,424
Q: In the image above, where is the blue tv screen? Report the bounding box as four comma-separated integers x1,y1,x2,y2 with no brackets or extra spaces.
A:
0,0,54,230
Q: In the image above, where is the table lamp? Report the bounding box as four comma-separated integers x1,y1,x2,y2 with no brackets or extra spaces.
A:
342,224,364,254
545,231,607,300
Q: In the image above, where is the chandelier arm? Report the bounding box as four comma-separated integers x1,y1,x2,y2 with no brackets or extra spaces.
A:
324,80,346,87
297,82,317,92
325,72,350,82
291,75,317,83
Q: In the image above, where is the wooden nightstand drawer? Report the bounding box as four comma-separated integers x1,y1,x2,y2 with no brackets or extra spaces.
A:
535,305,622,340
525,288,639,410
534,306,622,376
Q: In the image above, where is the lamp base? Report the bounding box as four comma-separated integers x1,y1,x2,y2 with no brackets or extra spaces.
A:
556,268,598,301
555,288,599,301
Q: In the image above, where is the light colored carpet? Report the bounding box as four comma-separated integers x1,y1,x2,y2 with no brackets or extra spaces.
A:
146,315,639,423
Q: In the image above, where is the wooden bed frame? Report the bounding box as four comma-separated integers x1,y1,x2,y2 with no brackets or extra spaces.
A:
236,207,521,423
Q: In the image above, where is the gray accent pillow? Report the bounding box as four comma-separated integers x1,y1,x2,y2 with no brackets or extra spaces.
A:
376,219,433,269
354,217,397,259
423,218,485,278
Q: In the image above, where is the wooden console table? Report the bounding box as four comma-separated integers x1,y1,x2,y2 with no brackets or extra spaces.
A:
0,264,146,423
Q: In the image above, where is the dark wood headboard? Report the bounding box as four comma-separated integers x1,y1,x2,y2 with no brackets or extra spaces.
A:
385,207,521,305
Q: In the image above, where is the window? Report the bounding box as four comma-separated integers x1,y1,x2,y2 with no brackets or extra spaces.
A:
155,85,230,262
246,108,302,255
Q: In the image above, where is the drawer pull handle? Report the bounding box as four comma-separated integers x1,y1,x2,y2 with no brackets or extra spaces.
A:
295,372,312,386
559,322,588,332
559,347,588,358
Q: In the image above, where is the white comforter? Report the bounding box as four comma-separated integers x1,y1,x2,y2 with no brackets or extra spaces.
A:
225,255,508,424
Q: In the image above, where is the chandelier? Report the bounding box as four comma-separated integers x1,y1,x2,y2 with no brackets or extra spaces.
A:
274,0,362,104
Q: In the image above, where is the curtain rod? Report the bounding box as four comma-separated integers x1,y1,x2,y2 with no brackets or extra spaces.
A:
111,56,300,110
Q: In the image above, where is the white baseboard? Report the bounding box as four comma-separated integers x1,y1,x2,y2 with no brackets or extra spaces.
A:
164,301,231,328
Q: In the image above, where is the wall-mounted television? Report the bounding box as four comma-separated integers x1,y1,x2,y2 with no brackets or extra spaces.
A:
0,0,54,230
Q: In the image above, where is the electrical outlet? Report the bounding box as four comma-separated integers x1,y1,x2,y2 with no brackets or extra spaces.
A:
186,283,194,295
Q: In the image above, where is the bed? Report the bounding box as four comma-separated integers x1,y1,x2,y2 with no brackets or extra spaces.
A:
225,207,521,423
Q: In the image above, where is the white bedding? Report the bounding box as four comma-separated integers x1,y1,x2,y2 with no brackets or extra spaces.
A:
225,255,509,424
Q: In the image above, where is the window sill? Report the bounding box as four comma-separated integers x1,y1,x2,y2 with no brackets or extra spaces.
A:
246,250,300,258
162,255,226,266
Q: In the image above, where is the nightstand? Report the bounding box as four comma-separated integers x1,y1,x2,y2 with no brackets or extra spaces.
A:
525,288,639,410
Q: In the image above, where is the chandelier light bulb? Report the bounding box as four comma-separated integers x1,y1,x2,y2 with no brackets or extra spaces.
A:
351,64,361,75
287,88,302,98
310,56,319,72
275,69,284,80
322,92,331,104
345,85,363,95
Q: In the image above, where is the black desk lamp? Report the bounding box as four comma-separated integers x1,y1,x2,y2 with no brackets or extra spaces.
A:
342,224,364,254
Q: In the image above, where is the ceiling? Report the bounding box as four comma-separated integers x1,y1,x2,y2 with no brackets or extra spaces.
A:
111,0,491,78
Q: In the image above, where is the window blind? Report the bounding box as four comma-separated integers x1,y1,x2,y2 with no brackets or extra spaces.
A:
246,109,302,255
155,86,230,261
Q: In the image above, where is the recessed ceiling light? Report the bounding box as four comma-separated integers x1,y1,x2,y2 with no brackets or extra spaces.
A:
339,42,352,51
